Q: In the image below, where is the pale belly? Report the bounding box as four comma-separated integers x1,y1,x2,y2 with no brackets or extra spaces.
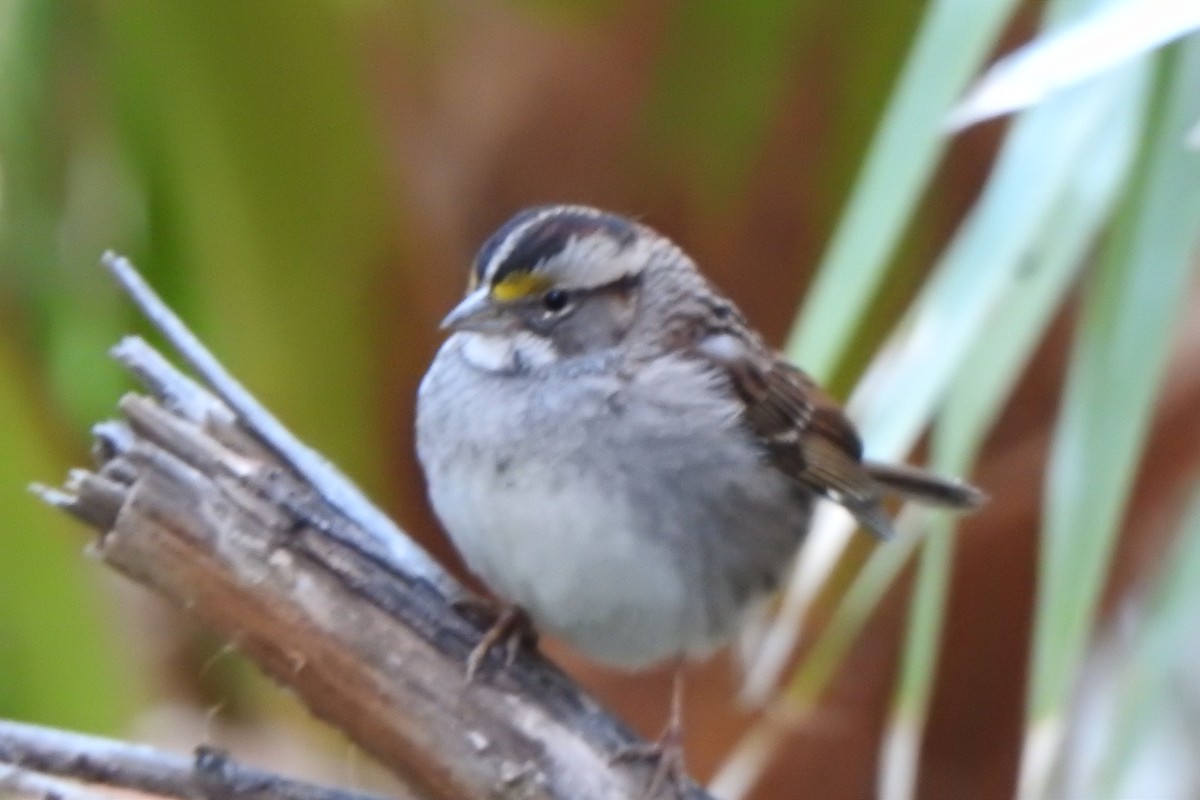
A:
415,334,808,668
425,462,705,667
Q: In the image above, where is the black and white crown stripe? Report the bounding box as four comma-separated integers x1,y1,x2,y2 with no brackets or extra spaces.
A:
473,205,642,290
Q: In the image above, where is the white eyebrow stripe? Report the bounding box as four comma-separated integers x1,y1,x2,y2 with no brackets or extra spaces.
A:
549,231,649,289
480,205,613,284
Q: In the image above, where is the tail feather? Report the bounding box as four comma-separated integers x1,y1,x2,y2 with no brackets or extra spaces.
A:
844,496,898,541
865,462,987,510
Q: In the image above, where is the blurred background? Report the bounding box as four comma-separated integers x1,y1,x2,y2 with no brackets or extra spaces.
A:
1,2,1198,798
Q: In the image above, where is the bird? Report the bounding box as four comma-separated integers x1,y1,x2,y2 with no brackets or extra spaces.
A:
415,204,984,794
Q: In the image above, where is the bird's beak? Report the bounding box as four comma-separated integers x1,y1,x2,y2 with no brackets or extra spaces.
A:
440,287,512,334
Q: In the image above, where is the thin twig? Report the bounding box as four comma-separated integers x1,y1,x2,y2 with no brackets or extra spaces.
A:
0,764,108,800
99,251,454,593
0,718,396,800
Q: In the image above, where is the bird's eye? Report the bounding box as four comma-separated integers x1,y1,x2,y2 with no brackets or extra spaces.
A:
542,289,570,312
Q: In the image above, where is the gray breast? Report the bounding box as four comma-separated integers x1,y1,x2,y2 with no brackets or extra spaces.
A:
415,334,811,666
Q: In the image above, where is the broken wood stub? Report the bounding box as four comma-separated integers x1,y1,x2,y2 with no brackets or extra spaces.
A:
42,343,713,800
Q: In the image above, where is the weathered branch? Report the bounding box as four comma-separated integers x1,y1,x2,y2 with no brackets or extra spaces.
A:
29,254,714,800
0,718,397,800
1,764,99,800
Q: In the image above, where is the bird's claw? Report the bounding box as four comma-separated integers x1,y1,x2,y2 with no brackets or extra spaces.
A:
452,599,537,680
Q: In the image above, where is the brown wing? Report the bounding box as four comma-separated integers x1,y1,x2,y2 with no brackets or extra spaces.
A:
694,330,895,539
741,359,986,510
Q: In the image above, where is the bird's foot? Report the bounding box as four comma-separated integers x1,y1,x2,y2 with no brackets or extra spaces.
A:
610,721,687,799
452,598,537,680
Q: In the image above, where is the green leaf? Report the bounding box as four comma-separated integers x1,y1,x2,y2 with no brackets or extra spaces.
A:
949,0,1200,130
1022,35,1200,797
743,52,1153,707
877,510,953,800
878,83,1147,797
1090,484,1200,797
848,59,1151,460
786,0,1020,380
731,7,1157,790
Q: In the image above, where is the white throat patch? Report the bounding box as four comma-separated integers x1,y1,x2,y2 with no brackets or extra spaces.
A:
458,331,558,373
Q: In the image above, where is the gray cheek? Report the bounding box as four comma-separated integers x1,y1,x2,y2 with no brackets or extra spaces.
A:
543,298,634,357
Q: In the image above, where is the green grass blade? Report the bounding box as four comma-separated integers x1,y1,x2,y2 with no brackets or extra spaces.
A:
1089,484,1200,797
877,511,953,800
950,0,1200,130
713,509,929,800
772,0,1152,700
1021,36,1200,798
736,16,1156,792
787,0,1020,380
877,90,1146,796
847,59,1151,459
741,51,1153,705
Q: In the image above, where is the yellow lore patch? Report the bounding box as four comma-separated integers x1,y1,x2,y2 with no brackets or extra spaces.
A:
491,272,552,301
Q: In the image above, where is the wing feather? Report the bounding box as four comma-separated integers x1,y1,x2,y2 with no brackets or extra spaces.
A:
692,329,895,539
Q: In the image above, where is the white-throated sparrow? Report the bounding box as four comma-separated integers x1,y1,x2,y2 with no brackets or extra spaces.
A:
415,204,983,790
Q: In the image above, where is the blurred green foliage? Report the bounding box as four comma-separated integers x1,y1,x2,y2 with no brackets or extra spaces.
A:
1,0,397,736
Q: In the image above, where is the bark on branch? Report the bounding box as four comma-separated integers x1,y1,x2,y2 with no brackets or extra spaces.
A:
27,253,714,800
0,718,397,800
